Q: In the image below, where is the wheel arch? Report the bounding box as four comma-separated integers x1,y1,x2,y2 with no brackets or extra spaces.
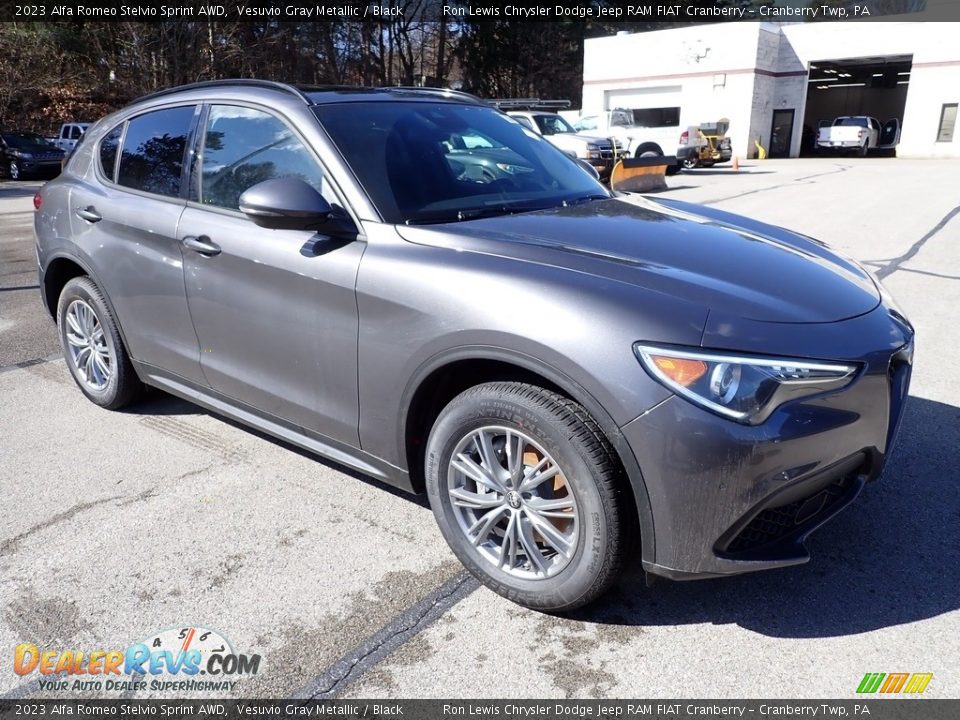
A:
400,346,656,564
42,255,88,318
634,142,664,157
42,252,135,363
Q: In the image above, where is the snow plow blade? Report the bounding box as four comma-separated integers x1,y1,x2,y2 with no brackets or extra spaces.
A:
610,156,676,192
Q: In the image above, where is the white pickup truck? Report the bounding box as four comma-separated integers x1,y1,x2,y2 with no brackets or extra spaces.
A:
572,109,679,160
817,116,901,156
507,111,624,180
53,123,90,153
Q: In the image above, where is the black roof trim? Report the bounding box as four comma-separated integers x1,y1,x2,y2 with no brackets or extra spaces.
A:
389,87,488,105
133,81,490,108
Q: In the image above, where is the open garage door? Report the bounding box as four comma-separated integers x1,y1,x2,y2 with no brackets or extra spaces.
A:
802,55,911,155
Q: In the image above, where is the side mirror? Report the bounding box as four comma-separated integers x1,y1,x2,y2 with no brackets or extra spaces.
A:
239,177,352,234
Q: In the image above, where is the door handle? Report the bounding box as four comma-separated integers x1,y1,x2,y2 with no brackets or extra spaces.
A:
181,235,221,257
74,206,102,223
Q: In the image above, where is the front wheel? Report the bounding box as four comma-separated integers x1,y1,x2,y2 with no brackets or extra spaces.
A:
634,144,663,159
57,276,144,409
8,161,20,180
425,382,631,611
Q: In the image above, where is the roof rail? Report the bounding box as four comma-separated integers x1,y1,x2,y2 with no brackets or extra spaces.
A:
132,79,314,105
490,98,572,111
390,86,489,105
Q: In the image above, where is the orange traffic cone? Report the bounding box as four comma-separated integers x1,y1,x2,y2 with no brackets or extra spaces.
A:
732,156,740,172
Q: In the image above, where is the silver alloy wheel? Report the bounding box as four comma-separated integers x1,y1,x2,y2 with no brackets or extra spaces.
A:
65,299,113,390
446,426,580,579
9,161,19,180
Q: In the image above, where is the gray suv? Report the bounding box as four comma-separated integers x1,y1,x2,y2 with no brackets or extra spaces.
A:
34,81,914,611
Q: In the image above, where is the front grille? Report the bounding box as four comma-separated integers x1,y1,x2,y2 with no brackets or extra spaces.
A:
725,476,855,554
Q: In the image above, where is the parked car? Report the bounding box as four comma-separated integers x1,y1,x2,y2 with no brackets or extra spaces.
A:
573,109,678,159
34,81,914,611
507,111,624,180
1,132,65,180
53,123,90,153
816,116,901,156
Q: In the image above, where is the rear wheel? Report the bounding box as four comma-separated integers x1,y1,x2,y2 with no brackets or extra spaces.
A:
634,144,663,158
681,156,699,170
425,382,630,611
57,276,143,409
858,142,869,157
8,161,20,180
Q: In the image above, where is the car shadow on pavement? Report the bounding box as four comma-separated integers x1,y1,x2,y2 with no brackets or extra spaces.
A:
129,390,431,508
576,395,960,638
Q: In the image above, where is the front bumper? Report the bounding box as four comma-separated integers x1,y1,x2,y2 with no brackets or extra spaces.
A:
17,158,63,176
624,308,914,580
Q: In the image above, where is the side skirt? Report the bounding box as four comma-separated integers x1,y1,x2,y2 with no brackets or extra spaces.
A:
132,360,414,493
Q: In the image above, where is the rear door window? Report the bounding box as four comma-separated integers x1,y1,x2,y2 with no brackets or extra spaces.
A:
117,106,195,198
98,125,123,182
199,105,326,211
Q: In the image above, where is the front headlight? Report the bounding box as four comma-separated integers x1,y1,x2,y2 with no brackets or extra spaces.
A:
634,343,859,424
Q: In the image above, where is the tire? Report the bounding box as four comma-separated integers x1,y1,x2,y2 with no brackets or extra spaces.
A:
56,276,143,409
681,156,699,170
425,382,630,611
8,161,20,180
858,142,869,157
634,144,663,158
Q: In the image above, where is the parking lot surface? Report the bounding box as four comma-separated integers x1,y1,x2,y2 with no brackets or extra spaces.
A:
1,159,958,699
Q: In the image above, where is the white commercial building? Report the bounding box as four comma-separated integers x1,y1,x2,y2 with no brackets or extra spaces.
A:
581,17,960,159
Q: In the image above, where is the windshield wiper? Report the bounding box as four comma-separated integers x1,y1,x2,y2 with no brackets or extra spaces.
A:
405,202,555,225
455,203,553,221
561,194,611,207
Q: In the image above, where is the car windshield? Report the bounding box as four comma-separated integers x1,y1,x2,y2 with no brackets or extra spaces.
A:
835,118,868,127
3,132,53,148
533,114,576,136
314,102,608,225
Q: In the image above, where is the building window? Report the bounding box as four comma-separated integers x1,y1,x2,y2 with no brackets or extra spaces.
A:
937,104,957,143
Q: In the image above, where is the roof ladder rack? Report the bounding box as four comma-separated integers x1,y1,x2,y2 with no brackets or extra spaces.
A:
489,98,572,111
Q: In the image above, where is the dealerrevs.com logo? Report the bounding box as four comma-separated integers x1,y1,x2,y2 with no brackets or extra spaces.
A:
856,672,934,694
14,626,261,693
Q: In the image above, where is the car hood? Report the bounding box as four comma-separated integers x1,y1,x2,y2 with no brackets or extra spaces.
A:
9,144,62,154
396,195,880,324
551,132,609,144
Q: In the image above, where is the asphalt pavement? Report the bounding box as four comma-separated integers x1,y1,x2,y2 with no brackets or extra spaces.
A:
1,159,958,699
